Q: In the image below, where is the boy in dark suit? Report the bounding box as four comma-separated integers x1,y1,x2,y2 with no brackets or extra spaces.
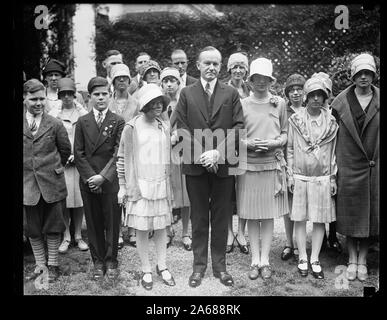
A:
23,79,71,282
74,77,125,280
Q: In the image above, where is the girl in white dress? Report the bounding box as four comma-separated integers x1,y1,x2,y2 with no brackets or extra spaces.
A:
117,84,175,290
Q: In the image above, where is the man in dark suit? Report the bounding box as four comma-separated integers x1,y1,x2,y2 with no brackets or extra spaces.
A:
23,79,71,282
74,77,125,280
174,46,244,287
171,49,197,88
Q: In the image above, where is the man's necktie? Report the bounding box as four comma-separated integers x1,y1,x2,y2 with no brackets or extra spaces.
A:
96,111,103,128
205,82,212,103
167,105,172,118
30,118,37,133
205,82,212,118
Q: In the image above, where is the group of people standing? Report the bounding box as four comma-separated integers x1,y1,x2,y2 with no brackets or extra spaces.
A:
23,45,379,290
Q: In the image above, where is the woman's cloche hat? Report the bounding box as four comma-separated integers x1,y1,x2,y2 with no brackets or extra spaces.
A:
138,83,170,112
248,57,276,82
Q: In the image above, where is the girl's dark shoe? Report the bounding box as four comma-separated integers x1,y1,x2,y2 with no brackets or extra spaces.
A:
235,236,249,254
297,259,308,277
281,246,294,261
310,261,324,279
141,272,153,290
156,265,176,286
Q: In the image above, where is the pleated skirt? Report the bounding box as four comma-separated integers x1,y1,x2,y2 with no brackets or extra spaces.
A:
290,177,336,223
236,170,288,220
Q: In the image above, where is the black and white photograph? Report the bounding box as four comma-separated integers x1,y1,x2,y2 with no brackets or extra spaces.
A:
20,3,380,300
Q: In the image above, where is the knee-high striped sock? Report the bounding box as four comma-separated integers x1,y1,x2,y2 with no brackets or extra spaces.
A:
46,233,61,266
29,237,46,269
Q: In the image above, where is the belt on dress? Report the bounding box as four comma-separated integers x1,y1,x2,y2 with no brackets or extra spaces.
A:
293,174,331,182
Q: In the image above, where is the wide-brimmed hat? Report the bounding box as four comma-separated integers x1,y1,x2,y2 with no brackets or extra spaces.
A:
312,72,332,94
284,73,306,97
227,52,249,72
111,63,131,84
139,60,161,80
42,59,66,76
58,78,76,94
160,67,181,83
350,53,376,80
138,83,170,112
248,58,276,82
304,77,329,99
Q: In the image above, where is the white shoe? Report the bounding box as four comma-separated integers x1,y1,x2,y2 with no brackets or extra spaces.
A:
58,240,70,253
76,239,89,251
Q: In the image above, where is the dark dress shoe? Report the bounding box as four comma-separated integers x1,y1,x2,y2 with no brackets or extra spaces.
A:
156,265,176,286
92,266,105,280
213,271,234,286
310,261,324,279
141,272,153,290
106,267,119,280
48,265,60,282
297,259,308,277
281,246,294,261
189,272,203,288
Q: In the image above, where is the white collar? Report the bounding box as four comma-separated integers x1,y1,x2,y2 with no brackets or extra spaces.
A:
200,77,217,93
93,107,108,118
181,73,187,83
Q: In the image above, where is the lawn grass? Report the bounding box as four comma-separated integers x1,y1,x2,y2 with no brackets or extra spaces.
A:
23,217,379,296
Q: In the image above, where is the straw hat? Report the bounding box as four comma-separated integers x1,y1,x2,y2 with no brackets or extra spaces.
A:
312,72,332,94
139,60,161,80
137,83,170,112
248,58,276,82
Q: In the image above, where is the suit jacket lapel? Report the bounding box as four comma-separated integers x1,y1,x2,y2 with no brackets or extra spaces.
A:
83,111,100,152
361,86,379,136
211,81,225,119
33,113,50,141
23,116,33,139
192,81,209,121
93,109,113,152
